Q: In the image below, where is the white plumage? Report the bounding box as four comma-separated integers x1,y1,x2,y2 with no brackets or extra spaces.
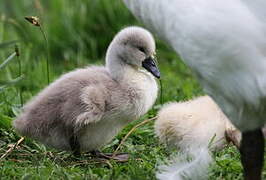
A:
155,96,235,151
157,147,212,180
155,96,238,180
124,0,266,131
124,1,266,179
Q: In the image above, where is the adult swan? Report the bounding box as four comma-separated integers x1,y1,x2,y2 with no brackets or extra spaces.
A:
124,0,266,179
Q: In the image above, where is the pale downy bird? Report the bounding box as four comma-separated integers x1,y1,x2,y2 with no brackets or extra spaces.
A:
13,26,160,157
124,1,266,179
155,96,239,180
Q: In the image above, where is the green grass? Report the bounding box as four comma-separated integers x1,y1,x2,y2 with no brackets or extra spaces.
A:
0,0,265,179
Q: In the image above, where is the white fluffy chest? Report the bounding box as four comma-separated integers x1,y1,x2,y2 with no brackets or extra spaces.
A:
129,70,158,116
135,71,158,116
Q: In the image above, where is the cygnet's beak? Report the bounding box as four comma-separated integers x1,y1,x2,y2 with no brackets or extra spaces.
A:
142,56,160,78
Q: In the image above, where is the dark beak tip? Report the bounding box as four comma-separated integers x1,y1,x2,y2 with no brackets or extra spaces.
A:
154,71,160,79
142,57,161,79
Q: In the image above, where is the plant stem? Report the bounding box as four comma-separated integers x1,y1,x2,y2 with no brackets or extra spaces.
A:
39,25,50,84
159,79,163,104
15,45,23,106
112,116,157,157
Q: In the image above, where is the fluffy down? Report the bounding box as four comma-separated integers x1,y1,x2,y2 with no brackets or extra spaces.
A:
155,96,237,180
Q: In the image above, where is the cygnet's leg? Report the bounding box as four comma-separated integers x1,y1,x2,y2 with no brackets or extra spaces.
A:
240,129,264,180
90,150,129,162
69,135,81,156
225,129,241,149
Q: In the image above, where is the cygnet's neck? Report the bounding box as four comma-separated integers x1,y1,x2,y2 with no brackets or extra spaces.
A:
106,45,139,82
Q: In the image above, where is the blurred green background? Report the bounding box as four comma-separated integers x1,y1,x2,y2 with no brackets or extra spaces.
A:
0,0,253,179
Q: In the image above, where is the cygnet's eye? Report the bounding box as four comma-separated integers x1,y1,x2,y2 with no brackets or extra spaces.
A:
137,46,145,53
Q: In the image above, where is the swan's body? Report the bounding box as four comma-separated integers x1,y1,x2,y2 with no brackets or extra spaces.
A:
124,1,266,179
14,26,160,153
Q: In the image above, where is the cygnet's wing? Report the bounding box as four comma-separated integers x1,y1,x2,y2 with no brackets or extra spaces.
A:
74,86,107,131
57,67,111,133
14,67,109,139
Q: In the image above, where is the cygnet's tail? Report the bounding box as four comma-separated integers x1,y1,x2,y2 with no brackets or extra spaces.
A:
157,147,212,180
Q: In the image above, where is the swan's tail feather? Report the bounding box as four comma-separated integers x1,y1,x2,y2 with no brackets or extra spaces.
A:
157,147,212,180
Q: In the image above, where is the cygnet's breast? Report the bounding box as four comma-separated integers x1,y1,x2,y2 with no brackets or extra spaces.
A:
126,69,158,117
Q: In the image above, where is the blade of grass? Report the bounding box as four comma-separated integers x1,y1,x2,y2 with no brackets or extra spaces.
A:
39,25,50,84
112,116,157,157
0,40,18,49
0,75,24,86
0,52,16,70
159,79,163,104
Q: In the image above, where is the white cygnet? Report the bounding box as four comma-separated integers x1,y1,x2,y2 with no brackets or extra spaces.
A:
13,26,160,155
155,96,241,180
155,95,237,151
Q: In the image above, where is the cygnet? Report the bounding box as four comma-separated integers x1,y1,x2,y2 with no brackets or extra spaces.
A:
13,26,160,157
155,95,237,151
155,96,239,180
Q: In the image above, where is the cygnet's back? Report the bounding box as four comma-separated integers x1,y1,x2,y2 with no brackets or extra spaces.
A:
155,96,235,151
14,26,160,153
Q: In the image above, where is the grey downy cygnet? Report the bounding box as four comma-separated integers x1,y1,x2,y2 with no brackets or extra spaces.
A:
13,26,160,157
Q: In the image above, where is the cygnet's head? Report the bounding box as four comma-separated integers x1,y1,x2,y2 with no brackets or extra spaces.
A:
106,26,160,79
